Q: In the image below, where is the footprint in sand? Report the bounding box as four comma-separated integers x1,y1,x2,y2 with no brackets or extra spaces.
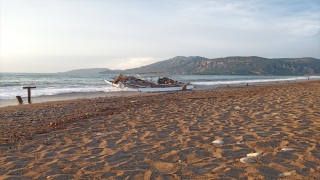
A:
151,161,179,173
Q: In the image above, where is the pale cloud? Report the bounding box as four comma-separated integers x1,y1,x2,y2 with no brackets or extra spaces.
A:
274,12,320,36
116,58,159,70
176,0,320,36
0,0,319,73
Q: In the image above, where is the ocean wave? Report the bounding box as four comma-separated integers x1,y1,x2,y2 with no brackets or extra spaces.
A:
0,86,137,100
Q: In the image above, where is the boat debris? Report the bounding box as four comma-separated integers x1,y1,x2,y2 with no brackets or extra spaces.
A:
104,74,195,92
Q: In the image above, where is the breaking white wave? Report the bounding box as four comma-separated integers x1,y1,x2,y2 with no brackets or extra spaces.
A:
0,85,137,100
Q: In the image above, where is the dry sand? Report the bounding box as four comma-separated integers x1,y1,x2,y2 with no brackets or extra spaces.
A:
0,81,320,179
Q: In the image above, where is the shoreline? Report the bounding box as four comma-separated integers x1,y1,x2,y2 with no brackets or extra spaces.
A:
0,80,319,179
0,91,143,108
1,78,319,108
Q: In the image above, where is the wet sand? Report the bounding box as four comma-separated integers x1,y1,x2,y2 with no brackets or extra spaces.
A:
0,81,320,179
0,91,142,108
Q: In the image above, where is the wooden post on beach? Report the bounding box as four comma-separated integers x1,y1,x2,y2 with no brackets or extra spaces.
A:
23,86,36,103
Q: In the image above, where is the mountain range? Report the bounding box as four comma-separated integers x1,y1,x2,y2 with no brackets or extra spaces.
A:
62,56,320,75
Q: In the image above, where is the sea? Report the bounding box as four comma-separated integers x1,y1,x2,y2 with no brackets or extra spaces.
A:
1,73,319,100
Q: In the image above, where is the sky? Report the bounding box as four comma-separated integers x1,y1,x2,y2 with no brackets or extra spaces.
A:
1,0,319,73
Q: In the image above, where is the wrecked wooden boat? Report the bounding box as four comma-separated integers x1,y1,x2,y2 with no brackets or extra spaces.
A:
104,74,195,92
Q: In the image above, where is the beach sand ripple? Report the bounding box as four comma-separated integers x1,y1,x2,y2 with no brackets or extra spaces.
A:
1,81,320,179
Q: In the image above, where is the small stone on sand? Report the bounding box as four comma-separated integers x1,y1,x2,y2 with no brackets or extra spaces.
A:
278,172,292,177
247,152,262,157
240,157,256,163
234,106,241,110
96,132,104,136
212,140,224,144
281,148,293,151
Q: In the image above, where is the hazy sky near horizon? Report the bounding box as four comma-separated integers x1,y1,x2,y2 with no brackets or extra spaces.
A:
1,0,319,73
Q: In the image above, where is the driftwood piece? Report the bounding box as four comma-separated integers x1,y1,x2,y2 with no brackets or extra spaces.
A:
16,96,23,104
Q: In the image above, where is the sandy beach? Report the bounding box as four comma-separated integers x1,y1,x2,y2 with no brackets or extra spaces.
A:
1,81,320,179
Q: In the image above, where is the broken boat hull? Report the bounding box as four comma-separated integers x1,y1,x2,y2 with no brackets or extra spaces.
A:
138,84,194,92
104,75,195,92
104,79,126,88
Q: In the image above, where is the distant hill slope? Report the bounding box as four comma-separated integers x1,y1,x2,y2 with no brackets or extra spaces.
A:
118,56,320,75
60,68,117,75
182,56,320,75
122,56,208,74
63,56,320,75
